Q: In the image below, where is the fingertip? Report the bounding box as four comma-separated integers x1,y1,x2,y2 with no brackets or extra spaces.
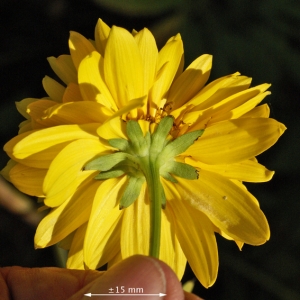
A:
83,255,185,300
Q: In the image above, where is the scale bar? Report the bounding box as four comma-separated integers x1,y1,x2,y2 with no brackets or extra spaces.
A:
84,293,166,297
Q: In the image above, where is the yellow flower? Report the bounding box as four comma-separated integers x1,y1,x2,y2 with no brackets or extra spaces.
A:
1,19,286,288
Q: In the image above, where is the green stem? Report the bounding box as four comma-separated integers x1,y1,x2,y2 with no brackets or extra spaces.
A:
140,156,161,258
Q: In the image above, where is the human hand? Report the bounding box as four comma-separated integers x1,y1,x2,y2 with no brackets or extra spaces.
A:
0,255,203,300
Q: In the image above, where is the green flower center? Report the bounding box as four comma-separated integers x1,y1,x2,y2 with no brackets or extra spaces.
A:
84,116,204,258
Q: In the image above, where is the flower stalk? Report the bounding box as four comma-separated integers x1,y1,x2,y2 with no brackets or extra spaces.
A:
139,155,162,258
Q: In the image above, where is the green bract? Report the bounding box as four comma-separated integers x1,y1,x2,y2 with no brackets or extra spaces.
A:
85,116,203,207
84,115,204,257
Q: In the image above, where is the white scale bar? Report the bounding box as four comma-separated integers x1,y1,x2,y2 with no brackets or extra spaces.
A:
84,293,166,297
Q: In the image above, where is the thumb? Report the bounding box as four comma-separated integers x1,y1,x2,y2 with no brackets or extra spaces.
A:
77,255,185,300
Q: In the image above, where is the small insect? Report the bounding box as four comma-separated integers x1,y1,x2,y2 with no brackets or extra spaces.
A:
223,196,228,200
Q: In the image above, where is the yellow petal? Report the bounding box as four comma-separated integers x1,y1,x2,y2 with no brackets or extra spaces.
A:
174,170,270,245
67,223,87,269
62,82,83,102
47,55,77,85
96,96,146,140
42,76,65,102
167,54,212,110
104,26,144,108
164,179,218,288
84,177,126,269
5,123,99,160
121,182,186,279
94,18,110,56
121,183,150,257
0,159,16,181
216,228,244,250
242,103,270,118
215,92,270,123
137,119,151,136
18,120,33,133
69,31,96,70
58,231,75,250
161,206,187,280
44,139,108,207
134,28,158,117
185,118,286,164
187,84,271,125
168,34,185,81
185,157,274,182
16,98,38,119
42,101,113,125
185,73,251,110
9,163,46,196
97,117,127,140
78,51,117,110
149,37,183,117
27,99,58,124
134,28,158,94
35,174,100,247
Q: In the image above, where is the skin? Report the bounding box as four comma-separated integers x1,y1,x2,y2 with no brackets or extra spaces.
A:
0,255,203,300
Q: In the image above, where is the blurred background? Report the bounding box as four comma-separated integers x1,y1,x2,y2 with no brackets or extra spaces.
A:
0,0,299,299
